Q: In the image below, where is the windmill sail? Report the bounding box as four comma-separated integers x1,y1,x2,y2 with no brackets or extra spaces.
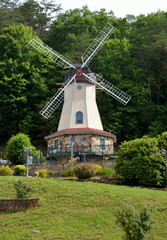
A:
29,23,130,118
29,38,75,69
40,75,77,118
84,73,131,105
81,23,114,67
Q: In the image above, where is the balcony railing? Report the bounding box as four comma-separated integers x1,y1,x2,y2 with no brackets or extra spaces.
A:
47,144,114,157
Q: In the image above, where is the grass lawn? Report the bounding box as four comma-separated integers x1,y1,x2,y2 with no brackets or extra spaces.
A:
0,176,167,240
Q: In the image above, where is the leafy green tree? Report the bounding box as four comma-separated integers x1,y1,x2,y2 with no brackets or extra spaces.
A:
115,136,165,187
0,7,167,147
128,12,167,136
46,6,115,58
0,24,59,142
6,132,34,165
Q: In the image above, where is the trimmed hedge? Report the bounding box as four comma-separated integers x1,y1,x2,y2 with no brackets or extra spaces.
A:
115,136,165,187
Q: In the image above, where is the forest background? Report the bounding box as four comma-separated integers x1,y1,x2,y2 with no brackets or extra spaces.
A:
0,0,167,149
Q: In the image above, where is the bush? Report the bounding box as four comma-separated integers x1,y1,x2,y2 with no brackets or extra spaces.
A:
13,165,27,176
63,166,75,177
115,136,165,187
115,207,153,240
100,167,115,177
38,169,49,178
94,164,103,175
6,133,34,165
14,180,32,198
74,163,96,179
0,165,13,176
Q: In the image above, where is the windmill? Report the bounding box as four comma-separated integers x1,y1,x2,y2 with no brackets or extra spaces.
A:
29,23,131,161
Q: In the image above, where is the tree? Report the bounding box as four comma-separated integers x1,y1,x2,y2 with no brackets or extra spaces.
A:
0,0,20,32
6,133,33,164
115,136,165,187
0,0,61,37
17,0,61,37
128,12,167,136
0,24,58,142
46,6,116,57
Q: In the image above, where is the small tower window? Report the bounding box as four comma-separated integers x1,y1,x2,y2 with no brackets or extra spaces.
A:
76,111,83,124
54,138,60,150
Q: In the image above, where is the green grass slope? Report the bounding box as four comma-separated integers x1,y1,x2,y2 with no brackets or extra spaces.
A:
0,176,167,240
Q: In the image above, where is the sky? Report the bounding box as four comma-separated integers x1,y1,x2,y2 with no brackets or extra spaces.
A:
60,0,167,18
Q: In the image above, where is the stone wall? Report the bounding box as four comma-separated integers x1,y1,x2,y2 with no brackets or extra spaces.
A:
29,162,67,176
0,198,39,211
28,159,116,176
47,133,115,155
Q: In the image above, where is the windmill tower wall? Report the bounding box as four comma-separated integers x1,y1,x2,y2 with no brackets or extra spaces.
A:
58,81,103,131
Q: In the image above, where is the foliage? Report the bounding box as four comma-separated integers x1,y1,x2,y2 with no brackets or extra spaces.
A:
13,165,27,176
100,167,116,177
74,163,96,179
115,207,153,240
157,131,167,150
0,24,58,143
94,165,116,177
6,133,34,165
0,9,167,146
115,136,165,187
0,0,61,36
94,164,103,175
0,165,13,176
31,149,46,164
63,166,75,177
14,180,32,198
38,169,49,178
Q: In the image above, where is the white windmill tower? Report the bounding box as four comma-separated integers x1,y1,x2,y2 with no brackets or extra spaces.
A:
29,23,131,162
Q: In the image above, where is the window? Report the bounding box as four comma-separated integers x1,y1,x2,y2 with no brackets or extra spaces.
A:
77,85,82,90
54,138,60,151
99,138,106,152
76,111,83,124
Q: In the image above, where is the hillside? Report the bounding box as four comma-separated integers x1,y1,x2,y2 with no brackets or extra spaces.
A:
0,176,167,239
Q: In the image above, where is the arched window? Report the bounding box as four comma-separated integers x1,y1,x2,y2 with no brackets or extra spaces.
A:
76,111,83,124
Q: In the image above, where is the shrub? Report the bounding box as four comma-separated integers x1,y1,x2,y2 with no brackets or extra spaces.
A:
38,169,49,178
13,165,27,176
6,133,34,165
74,163,96,179
94,164,103,175
14,180,32,198
115,207,153,240
115,136,165,187
63,166,75,177
100,167,115,177
0,165,13,176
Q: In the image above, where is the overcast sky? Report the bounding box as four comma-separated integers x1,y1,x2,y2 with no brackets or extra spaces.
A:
60,0,167,18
